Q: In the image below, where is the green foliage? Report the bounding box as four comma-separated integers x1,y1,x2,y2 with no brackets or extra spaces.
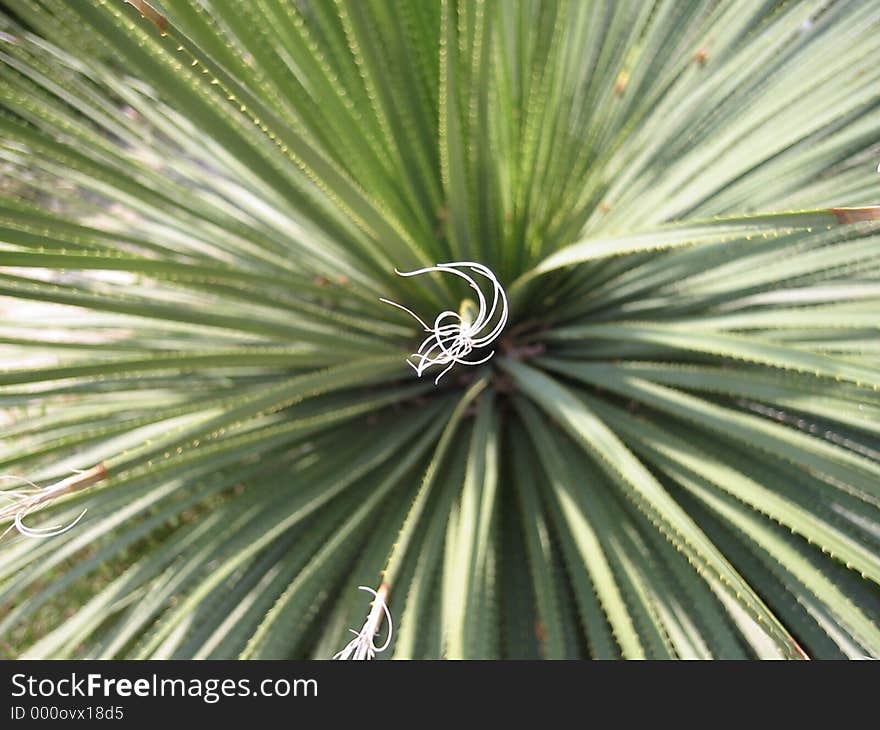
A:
0,0,879,659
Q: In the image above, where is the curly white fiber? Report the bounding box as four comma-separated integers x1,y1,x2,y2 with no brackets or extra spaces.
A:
333,585,393,661
380,261,508,384
0,474,88,540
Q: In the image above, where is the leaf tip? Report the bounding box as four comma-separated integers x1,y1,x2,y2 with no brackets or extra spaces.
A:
830,206,880,224
126,0,169,33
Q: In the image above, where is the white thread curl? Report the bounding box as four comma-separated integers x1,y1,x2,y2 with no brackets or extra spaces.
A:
332,585,393,661
0,473,90,540
380,261,508,384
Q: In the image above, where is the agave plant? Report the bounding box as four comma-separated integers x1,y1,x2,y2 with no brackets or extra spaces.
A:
0,0,878,660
